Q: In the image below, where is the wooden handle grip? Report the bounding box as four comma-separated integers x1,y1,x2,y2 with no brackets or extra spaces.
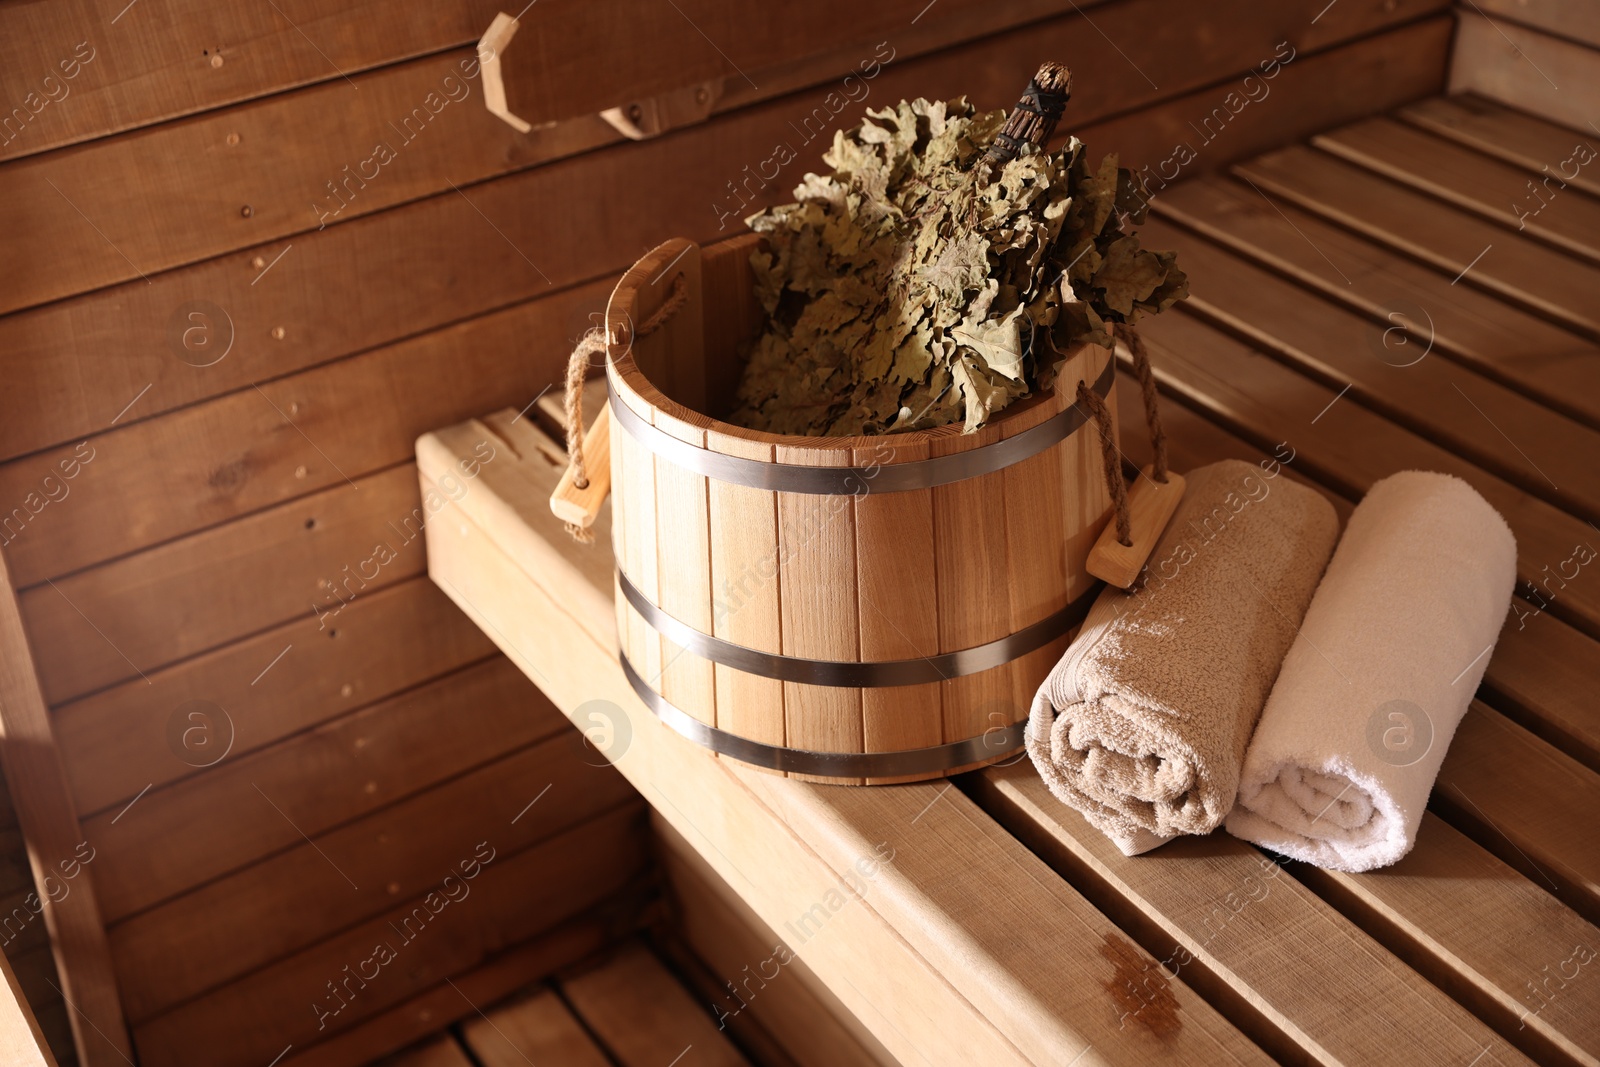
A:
1085,465,1185,589
550,399,612,528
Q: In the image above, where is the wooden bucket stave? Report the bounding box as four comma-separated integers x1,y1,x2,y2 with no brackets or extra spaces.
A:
605,236,1115,784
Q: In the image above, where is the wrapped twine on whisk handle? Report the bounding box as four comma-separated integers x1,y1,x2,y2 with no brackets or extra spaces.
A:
985,61,1071,166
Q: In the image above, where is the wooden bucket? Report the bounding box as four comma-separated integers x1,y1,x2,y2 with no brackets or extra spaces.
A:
600,236,1116,784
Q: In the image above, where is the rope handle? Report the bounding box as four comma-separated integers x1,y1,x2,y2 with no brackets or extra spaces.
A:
1077,321,1170,547
557,272,689,542
1080,321,1185,588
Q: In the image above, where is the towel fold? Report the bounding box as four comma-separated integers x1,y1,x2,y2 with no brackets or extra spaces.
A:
1027,459,1339,855
1225,471,1516,872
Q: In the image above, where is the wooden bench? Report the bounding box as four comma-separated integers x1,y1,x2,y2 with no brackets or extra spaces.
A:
419,93,1600,1067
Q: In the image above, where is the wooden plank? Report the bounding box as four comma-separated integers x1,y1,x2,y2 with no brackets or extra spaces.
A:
1314,116,1600,262
418,413,615,654
1436,704,1600,924
1482,608,1600,772
0,0,1445,314
370,1035,472,1067
1302,814,1600,1067
0,0,1441,163
613,388,665,705
18,463,428,706
30,1002,71,1067
1468,0,1600,50
1139,215,1600,521
1151,173,1600,428
0,278,610,588
1108,366,1600,1065
1235,145,1600,339
562,942,752,1067
1001,342,1105,755
53,576,495,818
3,946,70,1042
649,938,808,1067
655,813,909,1067
0,0,511,162
462,988,610,1067
776,446,863,782
1081,17,1450,198
0,47,536,315
1130,313,1600,918
130,804,648,1067
423,417,1272,1066
641,251,717,734
1401,94,1600,199
275,913,628,1067
1135,309,1600,641
705,431,786,755
930,431,1011,764
0,883,53,960
0,942,56,1067
1450,11,1600,135
0,0,1447,463
853,437,942,783
972,763,1537,1066
108,730,638,1023
1111,367,1600,778
83,656,564,922
0,551,129,1064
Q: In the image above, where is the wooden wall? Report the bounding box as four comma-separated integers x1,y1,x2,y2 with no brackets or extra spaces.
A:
1449,0,1600,130
0,2,1451,1064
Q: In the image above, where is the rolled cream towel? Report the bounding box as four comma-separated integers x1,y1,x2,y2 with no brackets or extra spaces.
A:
1225,471,1516,872
1027,459,1339,856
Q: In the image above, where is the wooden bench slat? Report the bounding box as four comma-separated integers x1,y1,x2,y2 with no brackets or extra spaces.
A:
1302,813,1600,1067
419,419,1273,1067
972,764,1536,1067
1314,115,1600,262
1439,704,1600,924
1107,371,1600,1066
83,656,560,922
562,943,752,1067
276,916,620,1067
1138,311,1600,638
1139,216,1600,521
1151,173,1600,429
462,987,611,1067
1112,369,1600,779
370,1036,473,1067
1131,314,1600,919
1400,95,1600,199
1235,144,1600,340
1479,607,1600,771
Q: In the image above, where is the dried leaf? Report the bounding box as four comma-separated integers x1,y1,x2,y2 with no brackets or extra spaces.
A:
729,96,1186,436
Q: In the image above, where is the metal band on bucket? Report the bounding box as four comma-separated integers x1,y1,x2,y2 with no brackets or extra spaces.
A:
608,352,1115,495
619,568,1093,687
620,653,1027,778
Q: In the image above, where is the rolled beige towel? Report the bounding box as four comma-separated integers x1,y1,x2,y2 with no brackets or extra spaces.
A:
1225,471,1516,871
1027,459,1339,855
